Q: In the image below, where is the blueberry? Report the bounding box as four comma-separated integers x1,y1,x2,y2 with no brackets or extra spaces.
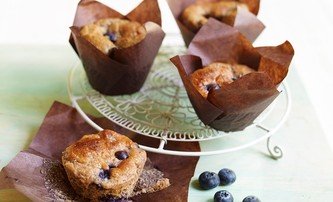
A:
214,190,234,202
242,195,261,202
107,32,117,42
115,151,129,160
99,169,110,179
218,168,236,185
205,83,220,91
198,171,220,190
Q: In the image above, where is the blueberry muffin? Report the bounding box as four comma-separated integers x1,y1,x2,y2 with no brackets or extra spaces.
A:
62,130,147,200
80,18,147,55
190,62,254,98
181,1,248,32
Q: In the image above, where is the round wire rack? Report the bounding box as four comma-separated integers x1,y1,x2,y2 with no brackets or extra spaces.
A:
67,46,291,157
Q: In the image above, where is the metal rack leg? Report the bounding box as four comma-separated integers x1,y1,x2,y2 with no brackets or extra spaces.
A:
266,137,283,160
158,135,168,150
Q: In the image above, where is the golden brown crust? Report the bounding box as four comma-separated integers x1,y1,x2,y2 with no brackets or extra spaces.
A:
62,130,147,200
80,18,147,55
190,62,254,98
181,1,248,32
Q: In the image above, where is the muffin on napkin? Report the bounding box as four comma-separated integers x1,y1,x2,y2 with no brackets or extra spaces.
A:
170,19,294,132
62,129,170,200
0,102,199,202
167,0,264,46
70,0,165,95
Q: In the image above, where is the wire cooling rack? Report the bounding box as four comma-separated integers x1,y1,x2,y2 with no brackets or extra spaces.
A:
67,46,291,158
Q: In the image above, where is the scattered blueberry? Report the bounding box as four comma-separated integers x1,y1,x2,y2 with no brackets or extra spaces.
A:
99,169,110,179
115,151,129,160
214,190,234,202
205,83,220,91
218,168,236,185
107,32,117,42
199,171,220,190
242,195,261,202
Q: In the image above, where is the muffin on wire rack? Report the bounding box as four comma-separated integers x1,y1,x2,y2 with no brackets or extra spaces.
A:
70,0,165,95
171,19,294,132
167,0,264,46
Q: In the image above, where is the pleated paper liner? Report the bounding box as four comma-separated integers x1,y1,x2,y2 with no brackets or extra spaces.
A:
170,19,294,132
0,102,199,201
167,0,264,46
70,0,165,95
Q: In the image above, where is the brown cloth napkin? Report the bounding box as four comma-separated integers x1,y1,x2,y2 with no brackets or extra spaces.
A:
0,101,200,201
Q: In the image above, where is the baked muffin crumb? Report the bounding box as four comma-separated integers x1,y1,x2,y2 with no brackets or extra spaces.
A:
80,18,147,55
190,62,254,98
181,1,248,32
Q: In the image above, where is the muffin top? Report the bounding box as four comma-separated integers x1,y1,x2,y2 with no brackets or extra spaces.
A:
80,18,147,55
181,1,248,32
190,62,254,98
62,130,147,196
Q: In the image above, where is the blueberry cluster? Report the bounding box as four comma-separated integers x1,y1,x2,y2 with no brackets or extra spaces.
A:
198,168,260,202
98,151,129,180
99,164,116,180
99,169,111,179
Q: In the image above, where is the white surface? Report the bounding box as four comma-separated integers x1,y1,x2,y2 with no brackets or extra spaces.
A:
0,0,332,150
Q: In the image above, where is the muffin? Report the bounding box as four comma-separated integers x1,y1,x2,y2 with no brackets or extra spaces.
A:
62,130,147,200
181,1,248,32
190,62,254,98
170,19,294,131
70,0,165,95
80,18,147,55
167,0,263,46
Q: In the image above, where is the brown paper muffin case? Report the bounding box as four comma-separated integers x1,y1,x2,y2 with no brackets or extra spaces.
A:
70,0,165,95
167,0,264,46
170,19,294,131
